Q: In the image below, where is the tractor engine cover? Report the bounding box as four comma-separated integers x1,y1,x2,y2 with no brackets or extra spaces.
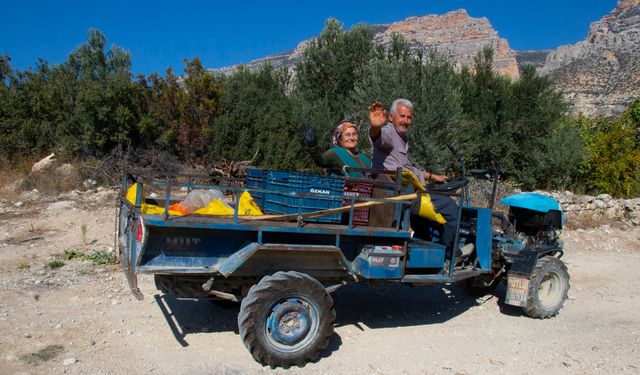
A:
500,193,563,235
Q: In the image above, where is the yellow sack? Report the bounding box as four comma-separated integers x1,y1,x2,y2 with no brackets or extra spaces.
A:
126,183,181,216
385,170,426,191
193,199,235,216
127,184,264,217
126,183,144,205
189,191,264,216
418,193,447,224
238,191,264,216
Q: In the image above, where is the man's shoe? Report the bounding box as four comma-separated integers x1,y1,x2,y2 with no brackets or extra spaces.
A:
460,243,475,257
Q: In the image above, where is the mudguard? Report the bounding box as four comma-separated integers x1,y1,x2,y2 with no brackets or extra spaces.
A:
219,243,357,283
506,245,561,277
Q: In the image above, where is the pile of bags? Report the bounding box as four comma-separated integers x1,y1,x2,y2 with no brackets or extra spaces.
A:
126,183,263,216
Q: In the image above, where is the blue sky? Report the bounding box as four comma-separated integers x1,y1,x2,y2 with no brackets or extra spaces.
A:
0,0,618,76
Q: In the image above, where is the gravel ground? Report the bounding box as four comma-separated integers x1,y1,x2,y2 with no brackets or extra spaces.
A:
1,189,639,375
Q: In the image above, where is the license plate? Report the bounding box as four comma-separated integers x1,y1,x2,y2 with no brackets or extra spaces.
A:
505,276,530,307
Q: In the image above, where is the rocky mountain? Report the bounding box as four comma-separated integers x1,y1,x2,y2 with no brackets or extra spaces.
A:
211,9,520,79
371,10,519,79
537,0,640,117
212,2,640,117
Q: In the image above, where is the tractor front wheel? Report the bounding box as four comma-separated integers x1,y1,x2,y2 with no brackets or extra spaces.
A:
522,256,570,318
238,271,335,368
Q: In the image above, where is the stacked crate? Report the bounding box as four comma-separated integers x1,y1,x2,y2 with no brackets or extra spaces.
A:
246,169,345,223
343,178,373,226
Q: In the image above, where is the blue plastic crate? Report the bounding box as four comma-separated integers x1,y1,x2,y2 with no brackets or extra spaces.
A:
246,169,345,223
246,168,267,207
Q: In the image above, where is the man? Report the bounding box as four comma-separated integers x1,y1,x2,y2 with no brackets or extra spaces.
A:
368,99,460,256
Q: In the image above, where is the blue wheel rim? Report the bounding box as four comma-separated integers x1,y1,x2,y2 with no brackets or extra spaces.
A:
265,296,319,352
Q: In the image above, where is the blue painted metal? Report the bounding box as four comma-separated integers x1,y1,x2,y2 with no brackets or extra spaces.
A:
500,193,561,213
401,269,485,283
266,298,316,348
217,243,260,277
143,217,412,239
406,240,446,268
139,225,257,271
118,171,499,293
475,208,493,271
352,245,404,279
246,168,345,223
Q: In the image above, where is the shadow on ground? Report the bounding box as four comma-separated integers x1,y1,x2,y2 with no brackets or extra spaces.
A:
153,280,518,348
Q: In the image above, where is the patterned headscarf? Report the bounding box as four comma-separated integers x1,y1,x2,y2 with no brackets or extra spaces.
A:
332,118,358,146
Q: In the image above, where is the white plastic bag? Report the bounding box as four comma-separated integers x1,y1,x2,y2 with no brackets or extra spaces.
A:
180,189,229,213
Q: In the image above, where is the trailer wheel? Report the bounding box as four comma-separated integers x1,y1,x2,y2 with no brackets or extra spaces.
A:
238,271,335,368
522,256,570,319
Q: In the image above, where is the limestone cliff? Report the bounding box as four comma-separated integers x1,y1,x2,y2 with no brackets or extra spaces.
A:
539,0,640,117
210,3,640,117
210,10,519,79
374,10,519,79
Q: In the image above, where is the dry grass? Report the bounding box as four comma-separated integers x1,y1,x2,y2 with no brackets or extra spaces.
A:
0,156,32,199
564,213,608,230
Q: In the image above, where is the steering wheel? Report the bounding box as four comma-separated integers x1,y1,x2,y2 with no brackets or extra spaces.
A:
425,176,469,193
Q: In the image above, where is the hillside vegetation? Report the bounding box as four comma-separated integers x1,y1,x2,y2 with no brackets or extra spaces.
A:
1,23,639,197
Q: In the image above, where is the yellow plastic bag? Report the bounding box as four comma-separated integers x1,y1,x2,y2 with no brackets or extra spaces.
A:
193,199,235,215
417,193,447,224
192,192,264,216
385,170,426,191
126,183,181,216
126,183,144,205
237,191,264,216
127,184,264,217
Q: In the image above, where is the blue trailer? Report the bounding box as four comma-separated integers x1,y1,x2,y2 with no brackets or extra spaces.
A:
117,166,569,368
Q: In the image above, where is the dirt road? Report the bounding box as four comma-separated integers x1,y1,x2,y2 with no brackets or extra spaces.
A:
1,190,639,374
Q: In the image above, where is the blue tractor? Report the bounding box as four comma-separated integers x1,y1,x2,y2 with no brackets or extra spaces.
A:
117,157,569,368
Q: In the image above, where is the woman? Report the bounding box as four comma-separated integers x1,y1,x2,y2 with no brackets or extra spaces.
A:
301,119,371,178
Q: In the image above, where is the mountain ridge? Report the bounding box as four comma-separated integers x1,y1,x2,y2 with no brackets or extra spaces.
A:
211,2,640,117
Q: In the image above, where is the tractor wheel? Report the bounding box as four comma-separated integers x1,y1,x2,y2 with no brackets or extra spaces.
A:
522,256,570,319
238,271,335,368
464,274,500,297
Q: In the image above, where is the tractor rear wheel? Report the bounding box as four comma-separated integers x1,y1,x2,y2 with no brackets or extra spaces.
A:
522,256,570,318
238,271,335,368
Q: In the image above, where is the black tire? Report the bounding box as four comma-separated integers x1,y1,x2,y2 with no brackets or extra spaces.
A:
522,256,570,319
464,274,500,297
238,271,335,368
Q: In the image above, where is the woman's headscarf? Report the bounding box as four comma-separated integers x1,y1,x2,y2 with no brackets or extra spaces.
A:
332,118,358,146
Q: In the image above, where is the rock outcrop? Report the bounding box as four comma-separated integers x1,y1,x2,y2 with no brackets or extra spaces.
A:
211,10,519,79
373,10,519,79
548,191,640,227
539,0,640,117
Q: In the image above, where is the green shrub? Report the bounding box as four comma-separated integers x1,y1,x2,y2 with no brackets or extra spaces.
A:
61,249,82,260
579,103,640,197
17,262,30,270
87,251,117,265
47,260,65,269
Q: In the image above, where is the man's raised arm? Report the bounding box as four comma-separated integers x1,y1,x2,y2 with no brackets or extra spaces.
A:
368,101,387,141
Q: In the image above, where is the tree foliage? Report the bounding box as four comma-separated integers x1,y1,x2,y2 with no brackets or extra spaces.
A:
0,29,141,158
578,101,640,197
138,58,222,161
210,65,302,169
0,24,637,197
292,18,376,162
